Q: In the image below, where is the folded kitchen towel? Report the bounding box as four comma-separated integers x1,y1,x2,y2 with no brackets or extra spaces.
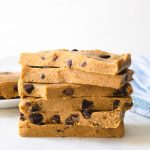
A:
131,54,150,119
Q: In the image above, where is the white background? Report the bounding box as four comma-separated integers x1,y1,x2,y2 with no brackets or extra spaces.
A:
0,0,150,60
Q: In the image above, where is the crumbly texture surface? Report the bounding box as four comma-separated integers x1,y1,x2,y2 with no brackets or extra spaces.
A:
19,107,125,128
19,96,132,112
19,80,133,98
0,72,19,99
19,49,131,75
21,67,133,89
19,120,124,137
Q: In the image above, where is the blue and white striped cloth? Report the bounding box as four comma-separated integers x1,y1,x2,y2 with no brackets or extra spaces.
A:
131,54,150,119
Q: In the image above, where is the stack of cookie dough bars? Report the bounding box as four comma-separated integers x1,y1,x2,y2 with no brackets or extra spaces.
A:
0,72,19,100
19,49,133,137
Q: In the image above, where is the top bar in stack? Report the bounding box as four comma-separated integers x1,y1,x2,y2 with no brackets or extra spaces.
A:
20,49,131,75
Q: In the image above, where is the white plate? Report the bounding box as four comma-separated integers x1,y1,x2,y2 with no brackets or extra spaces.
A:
0,98,19,108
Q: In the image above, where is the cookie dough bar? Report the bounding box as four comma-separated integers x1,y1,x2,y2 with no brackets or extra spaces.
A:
0,72,19,99
19,107,124,128
19,120,124,137
21,67,134,89
19,96,133,112
20,49,131,75
19,81,133,98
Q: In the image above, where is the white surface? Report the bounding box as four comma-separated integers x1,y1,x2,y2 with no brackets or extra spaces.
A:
0,0,150,60
0,99,19,108
0,109,149,150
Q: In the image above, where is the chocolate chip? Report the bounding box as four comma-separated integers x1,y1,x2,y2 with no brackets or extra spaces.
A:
72,49,78,51
82,99,93,109
56,129,64,133
63,88,74,96
81,110,93,119
14,84,18,92
81,61,86,67
25,102,31,107
65,118,74,125
113,100,120,106
0,96,6,100
121,84,128,95
24,84,34,94
113,100,120,110
31,104,41,112
29,113,43,124
65,114,79,125
41,56,45,60
20,112,25,121
50,115,61,124
113,85,129,97
41,74,45,79
52,55,58,61
125,102,133,108
24,102,41,112
67,59,72,68
99,54,111,59
113,89,122,96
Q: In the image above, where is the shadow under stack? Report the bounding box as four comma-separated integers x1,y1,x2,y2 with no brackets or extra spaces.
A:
18,49,133,137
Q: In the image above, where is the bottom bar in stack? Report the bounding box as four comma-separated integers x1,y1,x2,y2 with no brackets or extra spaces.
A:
19,105,128,137
19,121,124,137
